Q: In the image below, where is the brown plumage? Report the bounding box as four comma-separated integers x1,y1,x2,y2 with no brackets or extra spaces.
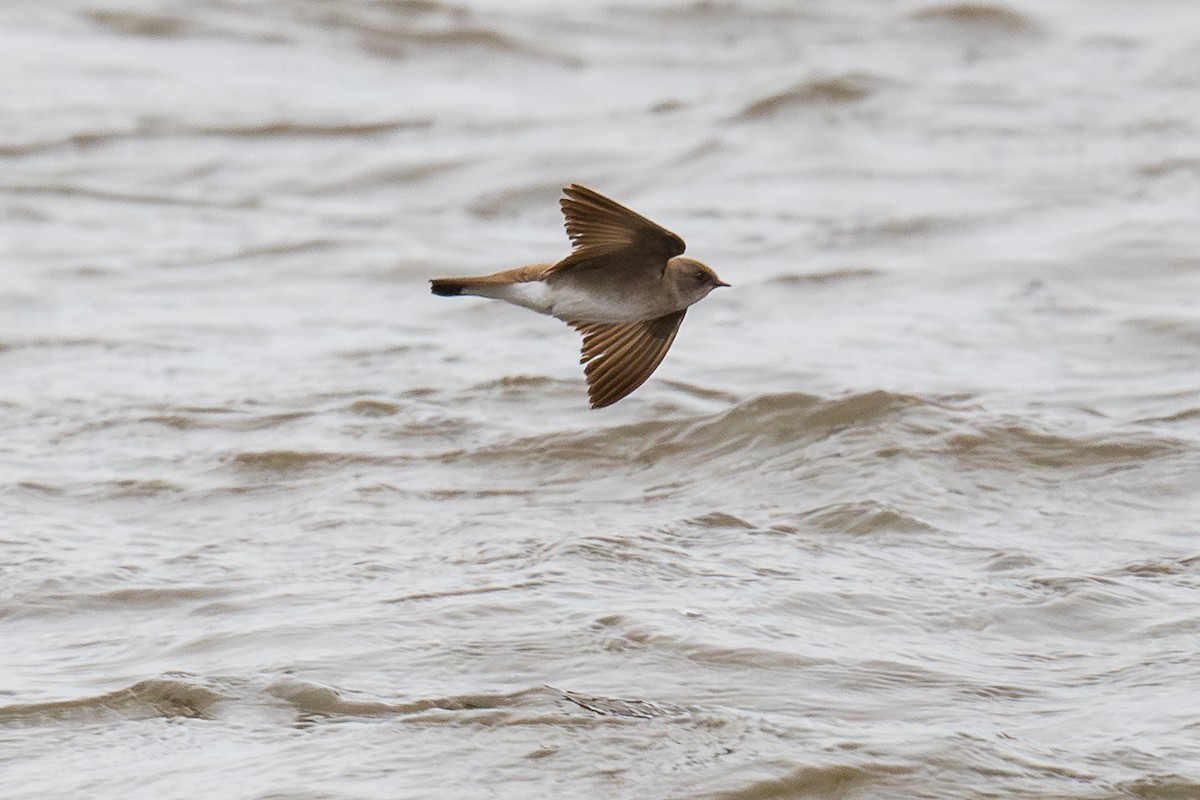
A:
431,184,728,408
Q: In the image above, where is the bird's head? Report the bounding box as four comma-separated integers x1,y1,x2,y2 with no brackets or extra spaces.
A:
668,257,730,304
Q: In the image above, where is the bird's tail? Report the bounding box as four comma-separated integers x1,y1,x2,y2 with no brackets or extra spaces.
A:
430,279,466,296
430,265,552,307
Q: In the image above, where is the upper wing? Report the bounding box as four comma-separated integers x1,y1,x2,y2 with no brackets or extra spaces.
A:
571,310,686,408
550,184,686,276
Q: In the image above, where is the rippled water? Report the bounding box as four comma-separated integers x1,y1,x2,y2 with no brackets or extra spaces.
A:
4,1,1200,798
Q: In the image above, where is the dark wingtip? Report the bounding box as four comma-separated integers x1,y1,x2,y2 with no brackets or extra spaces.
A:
430,280,463,296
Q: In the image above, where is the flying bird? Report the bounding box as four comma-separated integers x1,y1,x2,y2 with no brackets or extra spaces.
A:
430,184,728,408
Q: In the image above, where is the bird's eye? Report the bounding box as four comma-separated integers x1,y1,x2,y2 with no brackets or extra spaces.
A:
692,270,705,280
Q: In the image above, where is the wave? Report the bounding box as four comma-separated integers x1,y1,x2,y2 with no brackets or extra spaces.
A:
698,762,913,800
82,8,199,39
304,5,582,66
0,336,172,352
452,390,922,471
1117,775,1200,799
43,385,1187,509
733,72,891,120
432,390,1192,522
768,268,883,287
88,478,187,499
940,421,1184,470
0,677,227,723
1,586,234,622
782,501,938,536
229,449,393,474
0,676,695,726
0,117,430,158
140,408,314,432
903,3,1043,36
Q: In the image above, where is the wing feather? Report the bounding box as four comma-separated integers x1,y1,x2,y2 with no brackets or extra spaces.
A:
550,184,686,277
570,311,686,408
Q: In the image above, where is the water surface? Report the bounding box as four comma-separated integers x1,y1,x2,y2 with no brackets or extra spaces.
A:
3,1,1200,798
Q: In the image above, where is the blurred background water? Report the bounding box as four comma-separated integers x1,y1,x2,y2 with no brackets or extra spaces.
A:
3,1,1200,798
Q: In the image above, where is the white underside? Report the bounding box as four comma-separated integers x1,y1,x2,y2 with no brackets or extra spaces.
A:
465,281,649,323
464,281,554,315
